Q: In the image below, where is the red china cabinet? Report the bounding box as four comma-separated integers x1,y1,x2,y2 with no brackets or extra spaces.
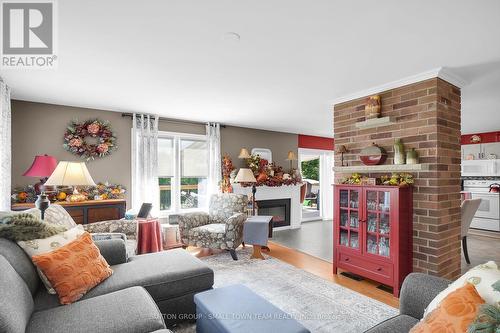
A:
333,185,413,297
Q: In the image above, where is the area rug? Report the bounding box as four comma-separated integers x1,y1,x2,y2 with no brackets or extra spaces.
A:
172,247,397,333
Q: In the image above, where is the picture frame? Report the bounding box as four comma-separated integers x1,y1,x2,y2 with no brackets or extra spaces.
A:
251,148,272,163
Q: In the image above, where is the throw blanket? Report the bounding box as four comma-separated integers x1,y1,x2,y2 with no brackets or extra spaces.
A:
0,213,67,241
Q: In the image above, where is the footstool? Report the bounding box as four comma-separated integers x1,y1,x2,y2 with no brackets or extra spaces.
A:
194,284,310,333
243,215,273,259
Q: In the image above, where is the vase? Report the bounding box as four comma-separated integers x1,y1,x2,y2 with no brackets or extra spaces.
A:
365,95,381,119
393,139,405,165
406,148,418,165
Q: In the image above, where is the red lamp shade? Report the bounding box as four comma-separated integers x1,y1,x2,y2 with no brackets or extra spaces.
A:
23,155,58,178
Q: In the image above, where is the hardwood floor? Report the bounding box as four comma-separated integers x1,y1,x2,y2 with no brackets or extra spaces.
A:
266,241,400,308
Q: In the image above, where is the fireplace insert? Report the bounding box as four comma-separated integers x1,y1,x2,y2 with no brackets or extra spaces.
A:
256,198,291,228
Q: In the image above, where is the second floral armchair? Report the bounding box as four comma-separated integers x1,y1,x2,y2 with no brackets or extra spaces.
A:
177,193,248,260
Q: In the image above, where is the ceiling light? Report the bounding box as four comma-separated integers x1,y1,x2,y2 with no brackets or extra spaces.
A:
223,32,241,42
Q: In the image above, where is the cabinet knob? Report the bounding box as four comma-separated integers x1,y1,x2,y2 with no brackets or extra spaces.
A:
344,258,350,261
377,267,382,271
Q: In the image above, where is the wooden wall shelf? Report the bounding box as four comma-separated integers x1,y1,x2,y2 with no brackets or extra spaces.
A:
355,116,395,129
333,164,427,173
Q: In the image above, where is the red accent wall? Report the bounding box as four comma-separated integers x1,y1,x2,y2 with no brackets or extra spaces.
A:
461,131,500,145
298,134,334,150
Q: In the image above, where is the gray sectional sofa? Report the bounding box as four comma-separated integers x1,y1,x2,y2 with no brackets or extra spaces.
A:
365,273,450,333
0,237,214,333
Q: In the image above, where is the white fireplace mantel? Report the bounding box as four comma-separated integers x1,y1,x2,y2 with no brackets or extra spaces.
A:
232,183,302,229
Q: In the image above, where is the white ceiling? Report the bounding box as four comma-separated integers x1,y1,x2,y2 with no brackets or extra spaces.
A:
2,0,500,137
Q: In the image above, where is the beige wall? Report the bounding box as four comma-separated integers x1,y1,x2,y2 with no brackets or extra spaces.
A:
11,100,298,207
220,126,298,169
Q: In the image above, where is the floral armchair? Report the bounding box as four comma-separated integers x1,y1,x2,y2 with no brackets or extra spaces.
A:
82,219,138,256
177,193,248,260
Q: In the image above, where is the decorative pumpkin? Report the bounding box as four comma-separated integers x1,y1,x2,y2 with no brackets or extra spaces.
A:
56,192,67,201
17,192,28,202
68,193,86,202
256,172,268,182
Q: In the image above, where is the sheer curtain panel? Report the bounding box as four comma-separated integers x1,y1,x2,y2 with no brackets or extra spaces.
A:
0,78,11,211
131,114,159,214
206,123,221,196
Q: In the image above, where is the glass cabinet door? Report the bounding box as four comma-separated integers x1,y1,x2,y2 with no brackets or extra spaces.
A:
364,190,391,258
338,188,360,251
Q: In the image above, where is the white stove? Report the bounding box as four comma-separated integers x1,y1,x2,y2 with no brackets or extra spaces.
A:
463,179,500,232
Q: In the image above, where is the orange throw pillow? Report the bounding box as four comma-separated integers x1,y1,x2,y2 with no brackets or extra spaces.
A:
32,232,113,305
410,282,485,333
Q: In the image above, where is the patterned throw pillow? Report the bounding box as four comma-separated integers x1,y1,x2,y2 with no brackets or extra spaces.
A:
0,213,67,241
17,225,86,294
0,208,41,221
43,204,77,229
32,232,113,305
424,261,500,316
410,283,485,333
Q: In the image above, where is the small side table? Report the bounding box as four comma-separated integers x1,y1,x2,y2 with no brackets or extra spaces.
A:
243,216,273,260
136,218,163,254
161,224,183,250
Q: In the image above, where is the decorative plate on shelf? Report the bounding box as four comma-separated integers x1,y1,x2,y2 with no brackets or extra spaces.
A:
487,154,497,160
359,143,387,165
470,135,481,143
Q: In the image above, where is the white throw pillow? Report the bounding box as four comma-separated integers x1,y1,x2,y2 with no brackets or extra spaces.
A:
424,261,500,316
17,225,85,294
43,204,77,229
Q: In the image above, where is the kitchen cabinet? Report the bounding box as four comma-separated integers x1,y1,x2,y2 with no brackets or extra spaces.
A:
462,142,500,160
482,142,500,159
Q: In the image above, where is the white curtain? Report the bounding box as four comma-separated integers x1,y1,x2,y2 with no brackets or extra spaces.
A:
319,152,334,220
131,114,159,214
206,123,221,196
0,78,11,211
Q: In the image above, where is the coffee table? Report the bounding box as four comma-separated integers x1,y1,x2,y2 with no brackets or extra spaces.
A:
243,215,273,259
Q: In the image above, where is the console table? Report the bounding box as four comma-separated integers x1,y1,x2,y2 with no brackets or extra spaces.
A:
11,199,126,225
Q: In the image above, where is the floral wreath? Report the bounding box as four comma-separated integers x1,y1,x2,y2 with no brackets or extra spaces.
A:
63,119,117,161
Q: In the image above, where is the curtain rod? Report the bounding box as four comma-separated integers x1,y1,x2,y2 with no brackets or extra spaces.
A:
121,113,226,128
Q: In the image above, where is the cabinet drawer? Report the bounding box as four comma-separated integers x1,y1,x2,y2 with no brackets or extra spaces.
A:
338,252,393,281
87,207,120,223
66,208,84,225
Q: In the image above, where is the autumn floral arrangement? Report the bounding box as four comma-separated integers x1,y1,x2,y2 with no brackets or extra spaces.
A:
73,182,126,200
63,119,117,161
221,154,235,193
241,154,302,187
11,183,126,203
340,173,414,187
11,185,38,203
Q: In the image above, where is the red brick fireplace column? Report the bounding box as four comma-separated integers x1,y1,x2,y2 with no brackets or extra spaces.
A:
333,78,462,279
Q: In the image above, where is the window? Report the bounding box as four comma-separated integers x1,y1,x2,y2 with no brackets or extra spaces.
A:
158,133,208,213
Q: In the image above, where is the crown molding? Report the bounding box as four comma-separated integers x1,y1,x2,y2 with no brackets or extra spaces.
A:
332,67,468,106
438,67,469,89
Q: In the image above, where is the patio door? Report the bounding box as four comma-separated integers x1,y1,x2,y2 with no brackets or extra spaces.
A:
298,148,334,221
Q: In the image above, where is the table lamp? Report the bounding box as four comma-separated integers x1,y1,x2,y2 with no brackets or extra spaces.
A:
336,145,348,167
286,151,297,172
23,154,58,194
234,168,257,215
43,161,96,220
238,148,251,159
